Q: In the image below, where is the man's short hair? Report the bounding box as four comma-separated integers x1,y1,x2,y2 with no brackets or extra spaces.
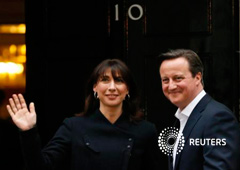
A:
158,49,204,85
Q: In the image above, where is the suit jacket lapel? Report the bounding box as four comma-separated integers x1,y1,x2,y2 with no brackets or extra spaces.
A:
174,94,212,170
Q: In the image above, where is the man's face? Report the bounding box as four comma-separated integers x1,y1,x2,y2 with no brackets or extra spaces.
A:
159,57,202,110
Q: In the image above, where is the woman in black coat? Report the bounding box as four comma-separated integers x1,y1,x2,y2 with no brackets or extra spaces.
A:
7,59,161,170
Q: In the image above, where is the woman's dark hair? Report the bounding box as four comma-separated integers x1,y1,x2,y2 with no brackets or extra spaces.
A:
82,59,143,121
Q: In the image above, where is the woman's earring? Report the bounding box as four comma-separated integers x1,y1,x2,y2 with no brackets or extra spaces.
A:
94,91,98,99
126,94,130,100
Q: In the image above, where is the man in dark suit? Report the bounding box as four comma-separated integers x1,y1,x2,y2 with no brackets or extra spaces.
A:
158,49,240,170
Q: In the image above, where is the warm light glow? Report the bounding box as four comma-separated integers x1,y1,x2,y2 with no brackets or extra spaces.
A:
2,48,9,57
18,24,26,33
17,56,26,63
9,44,17,55
0,24,26,89
0,62,24,74
0,44,26,63
0,24,26,34
18,44,26,55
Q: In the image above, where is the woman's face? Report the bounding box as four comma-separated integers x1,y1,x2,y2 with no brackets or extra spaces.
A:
93,68,129,109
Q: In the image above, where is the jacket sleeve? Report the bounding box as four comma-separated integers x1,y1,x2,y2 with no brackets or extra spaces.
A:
203,109,240,170
19,118,72,170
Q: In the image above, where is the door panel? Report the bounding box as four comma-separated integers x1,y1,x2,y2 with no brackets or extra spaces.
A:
146,0,211,35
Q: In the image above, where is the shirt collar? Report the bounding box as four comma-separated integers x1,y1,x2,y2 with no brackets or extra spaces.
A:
175,90,206,119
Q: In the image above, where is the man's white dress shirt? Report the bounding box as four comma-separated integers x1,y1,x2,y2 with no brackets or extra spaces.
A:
172,90,206,168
